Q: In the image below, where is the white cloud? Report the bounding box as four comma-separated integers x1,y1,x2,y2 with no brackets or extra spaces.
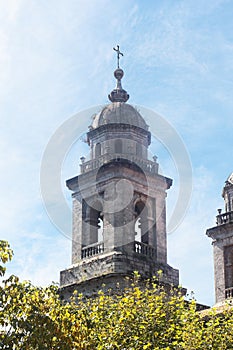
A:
6,227,71,286
0,0,22,22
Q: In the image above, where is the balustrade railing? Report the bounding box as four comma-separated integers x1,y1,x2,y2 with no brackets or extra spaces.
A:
81,242,104,259
81,240,157,259
80,153,158,174
134,241,156,258
225,287,233,299
216,211,233,225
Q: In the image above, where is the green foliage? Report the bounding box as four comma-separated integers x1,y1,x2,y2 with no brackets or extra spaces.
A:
1,241,233,349
0,240,13,277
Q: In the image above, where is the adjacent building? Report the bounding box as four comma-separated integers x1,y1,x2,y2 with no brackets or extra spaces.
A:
207,174,233,304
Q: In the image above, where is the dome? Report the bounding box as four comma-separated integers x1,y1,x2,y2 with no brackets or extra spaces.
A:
92,102,148,130
227,173,233,185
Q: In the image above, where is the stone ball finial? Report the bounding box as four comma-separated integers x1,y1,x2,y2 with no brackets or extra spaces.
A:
108,68,129,103
114,68,124,80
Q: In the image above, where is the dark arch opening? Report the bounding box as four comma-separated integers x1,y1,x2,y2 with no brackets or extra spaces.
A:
95,143,101,157
136,142,142,157
135,201,149,244
85,201,103,245
115,139,123,154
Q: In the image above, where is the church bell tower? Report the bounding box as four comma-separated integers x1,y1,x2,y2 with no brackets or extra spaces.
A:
60,47,179,299
207,173,233,303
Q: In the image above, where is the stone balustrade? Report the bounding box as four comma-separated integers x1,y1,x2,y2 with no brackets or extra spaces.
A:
225,287,233,299
81,240,157,260
216,211,233,225
81,242,104,259
80,153,158,175
134,241,156,258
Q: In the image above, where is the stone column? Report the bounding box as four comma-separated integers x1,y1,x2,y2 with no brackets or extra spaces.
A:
213,241,225,303
72,196,82,264
155,192,167,264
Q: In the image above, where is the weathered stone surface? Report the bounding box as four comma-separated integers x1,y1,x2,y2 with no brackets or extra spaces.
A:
60,84,179,299
60,250,179,300
207,175,233,303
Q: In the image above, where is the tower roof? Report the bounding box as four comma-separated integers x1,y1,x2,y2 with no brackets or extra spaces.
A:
227,173,233,185
91,46,148,131
222,173,233,198
91,102,149,130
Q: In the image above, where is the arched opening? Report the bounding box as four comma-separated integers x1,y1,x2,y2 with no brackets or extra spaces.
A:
135,217,142,241
224,245,233,290
136,142,142,157
115,139,123,154
98,216,103,242
85,201,103,245
134,201,149,244
95,143,101,157
82,201,104,259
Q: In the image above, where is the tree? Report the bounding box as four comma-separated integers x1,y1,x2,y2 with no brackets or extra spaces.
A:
1,240,233,349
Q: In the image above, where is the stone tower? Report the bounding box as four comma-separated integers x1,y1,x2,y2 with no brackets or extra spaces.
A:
206,173,233,303
60,53,179,299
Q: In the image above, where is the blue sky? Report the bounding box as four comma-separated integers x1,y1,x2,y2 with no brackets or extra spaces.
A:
1,0,233,306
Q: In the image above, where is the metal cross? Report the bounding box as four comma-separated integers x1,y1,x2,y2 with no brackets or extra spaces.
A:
113,45,123,68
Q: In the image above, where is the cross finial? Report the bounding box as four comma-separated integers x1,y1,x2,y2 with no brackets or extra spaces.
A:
113,45,123,68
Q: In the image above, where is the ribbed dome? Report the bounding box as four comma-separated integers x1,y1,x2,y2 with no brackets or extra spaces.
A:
227,173,233,185
92,102,148,130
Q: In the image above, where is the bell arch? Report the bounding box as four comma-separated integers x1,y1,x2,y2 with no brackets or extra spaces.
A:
136,142,142,157
134,199,149,244
84,200,103,246
95,143,101,157
115,139,123,154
